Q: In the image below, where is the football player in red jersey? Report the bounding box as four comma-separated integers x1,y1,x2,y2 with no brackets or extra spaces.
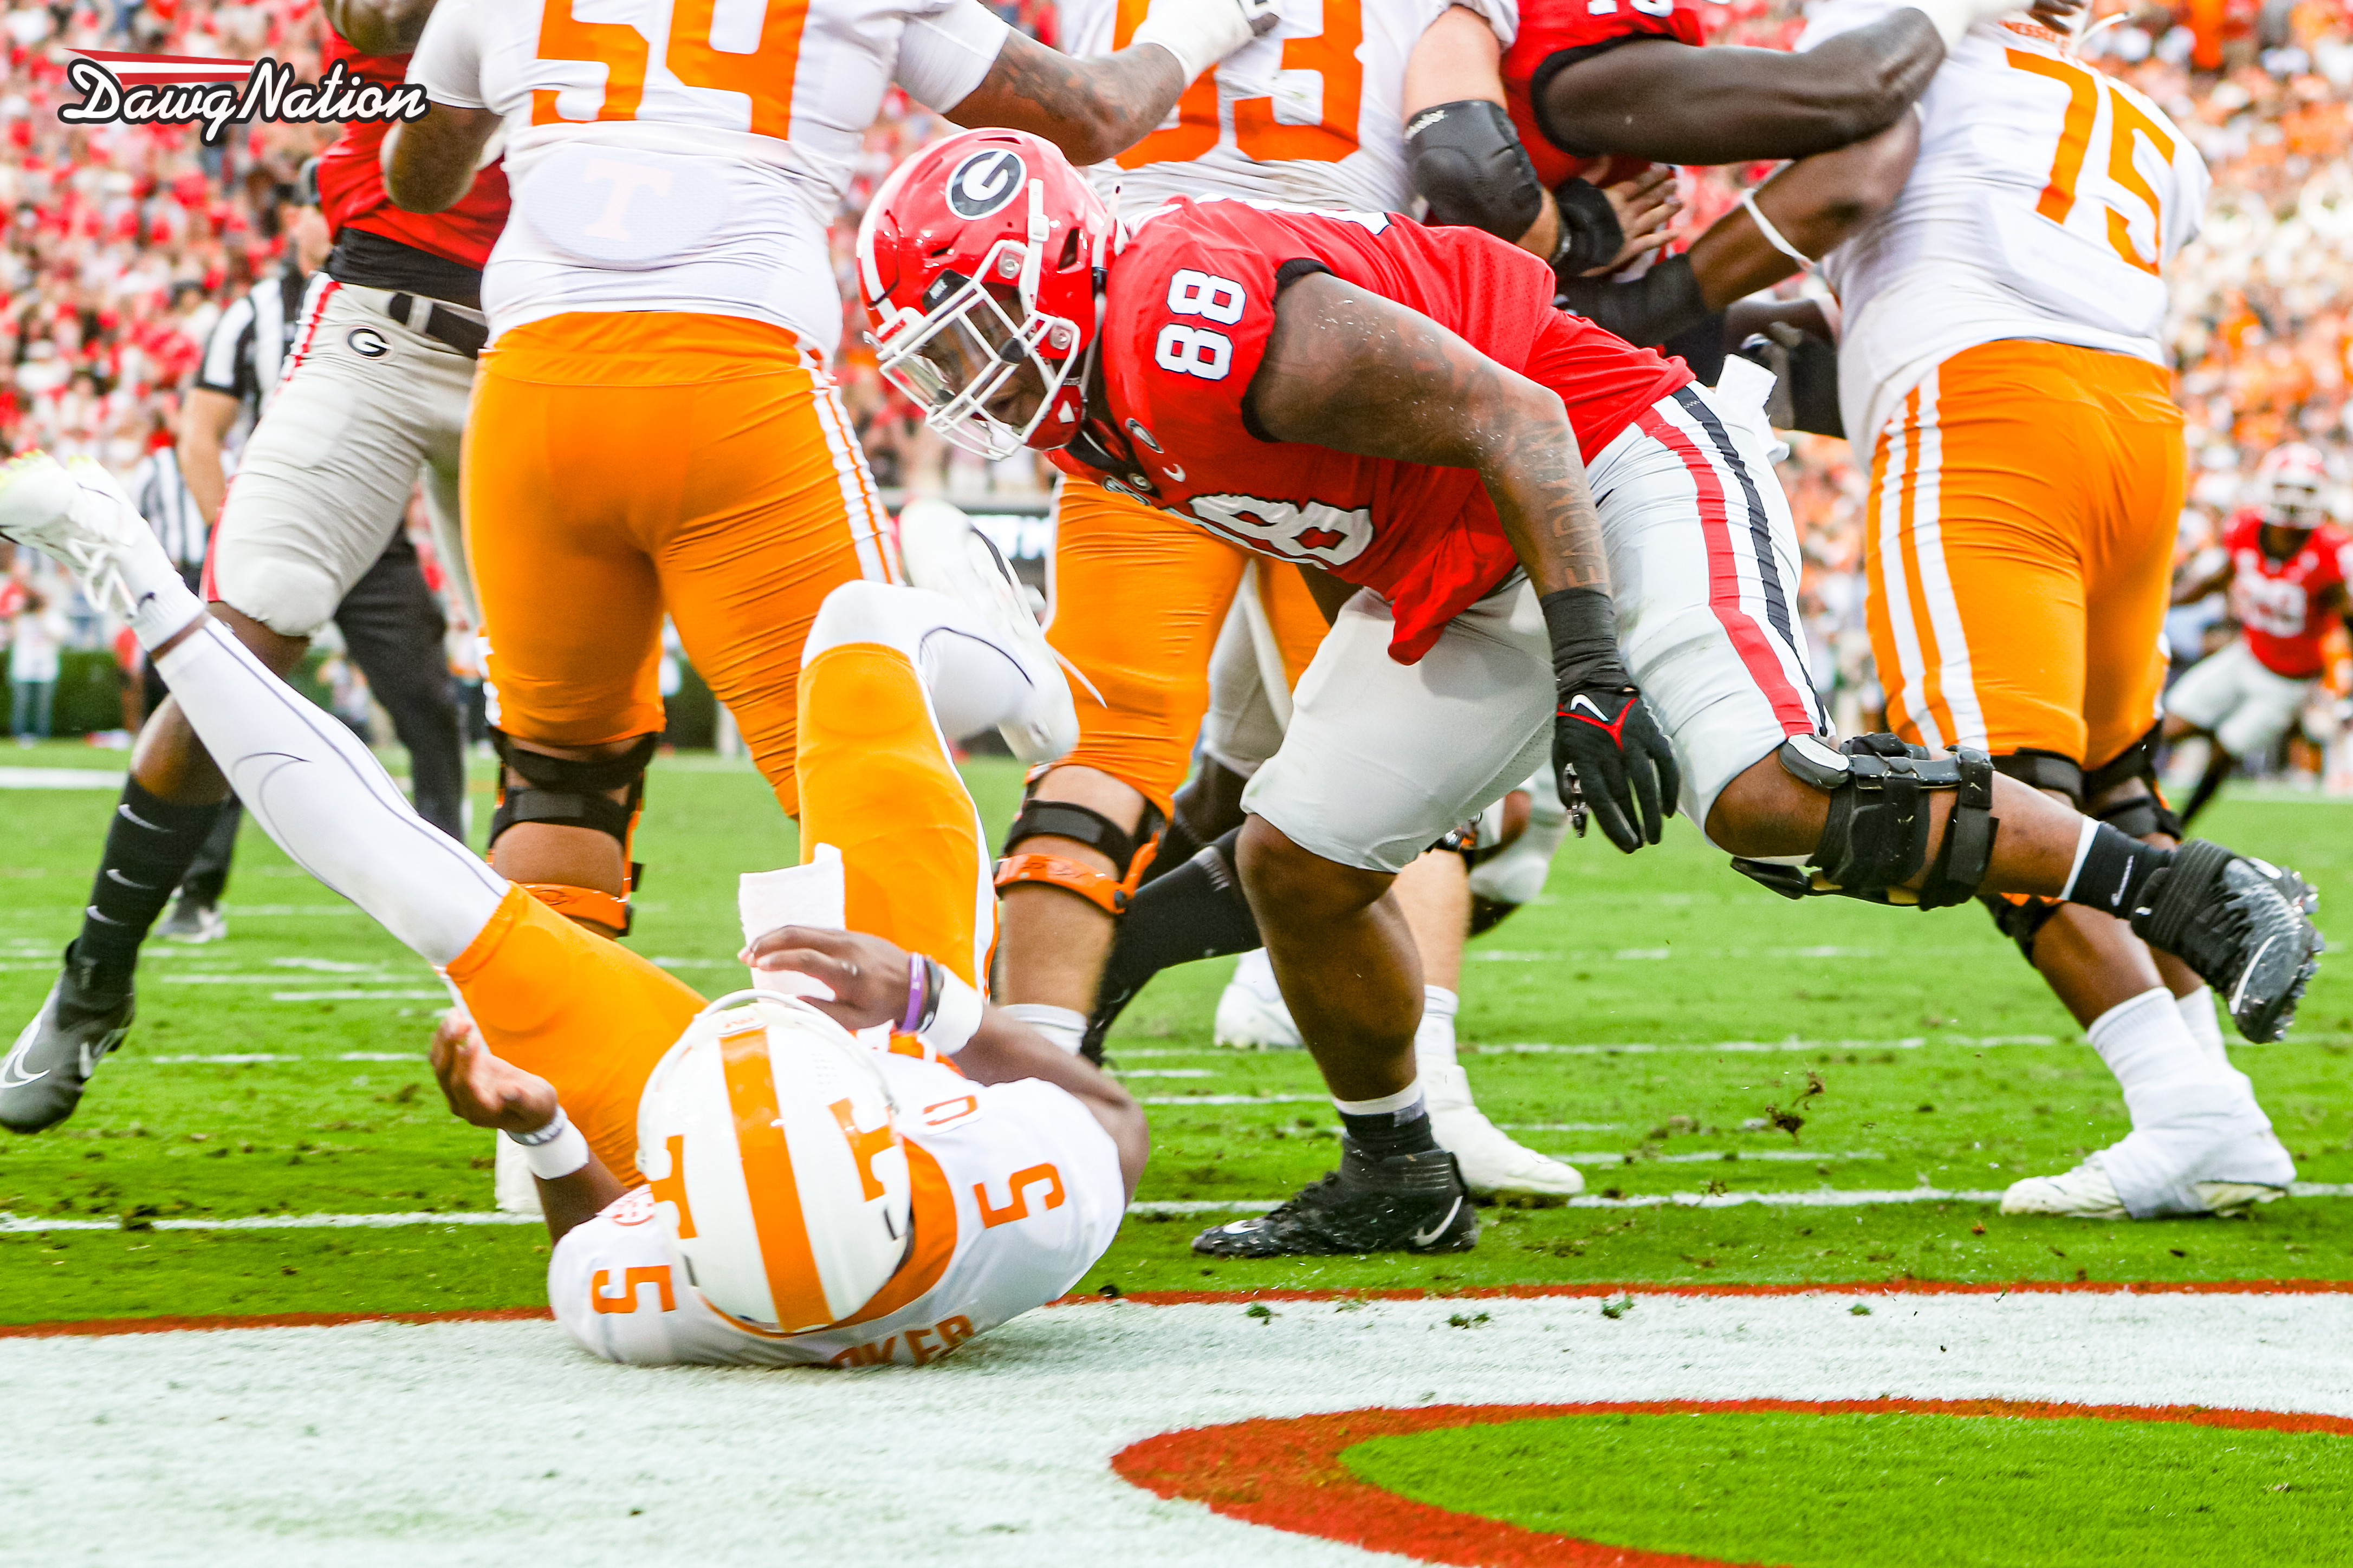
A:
1501,0,2081,393
857,129,2324,1258
0,0,508,1136
2166,444,2353,825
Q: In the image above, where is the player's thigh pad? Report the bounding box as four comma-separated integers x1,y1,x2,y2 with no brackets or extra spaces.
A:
209,283,475,637
2163,642,2253,733
1243,583,1552,875
1046,479,1247,813
445,886,707,1180
2216,659,2315,760
1598,379,1825,835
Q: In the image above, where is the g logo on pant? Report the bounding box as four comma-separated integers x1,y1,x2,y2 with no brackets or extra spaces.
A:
346,327,390,359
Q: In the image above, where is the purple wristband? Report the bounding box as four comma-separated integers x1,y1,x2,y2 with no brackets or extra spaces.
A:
899,951,928,1035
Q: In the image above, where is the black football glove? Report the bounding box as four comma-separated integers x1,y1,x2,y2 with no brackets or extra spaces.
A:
1540,585,1680,853
1554,685,1679,852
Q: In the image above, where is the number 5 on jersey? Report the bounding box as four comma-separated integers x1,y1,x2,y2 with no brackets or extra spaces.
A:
1155,269,1246,381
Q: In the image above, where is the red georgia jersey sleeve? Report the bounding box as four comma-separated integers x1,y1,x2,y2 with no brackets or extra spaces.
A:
1056,200,1682,663
315,30,509,269
1503,0,1709,188
2222,510,2261,555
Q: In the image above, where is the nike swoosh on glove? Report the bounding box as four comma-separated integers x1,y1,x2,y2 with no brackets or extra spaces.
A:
1554,687,1680,853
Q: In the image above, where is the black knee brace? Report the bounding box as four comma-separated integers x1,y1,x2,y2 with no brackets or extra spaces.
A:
1733,734,1999,909
488,730,659,934
995,790,1165,915
2084,723,2185,841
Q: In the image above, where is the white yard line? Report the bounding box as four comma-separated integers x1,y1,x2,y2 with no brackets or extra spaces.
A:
4,1292,2350,1566
0,767,128,790
13,1181,2353,1233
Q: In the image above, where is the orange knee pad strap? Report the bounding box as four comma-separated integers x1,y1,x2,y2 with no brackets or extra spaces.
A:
994,850,1155,916
518,881,633,937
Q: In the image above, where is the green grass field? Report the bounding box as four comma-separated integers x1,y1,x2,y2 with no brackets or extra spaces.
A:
1344,1409,2353,1565
3,740,2350,1323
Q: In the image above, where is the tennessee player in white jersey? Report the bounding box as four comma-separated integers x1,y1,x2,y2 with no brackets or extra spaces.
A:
0,447,1140,1369
1802,5,2299,1221
380,0,1274,938
981,0,1675,1205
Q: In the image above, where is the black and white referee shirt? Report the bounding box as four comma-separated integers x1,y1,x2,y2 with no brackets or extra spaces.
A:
128,445,209,572
193,256,311,430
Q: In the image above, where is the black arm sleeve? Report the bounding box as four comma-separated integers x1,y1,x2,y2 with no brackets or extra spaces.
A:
1554,253,1710,349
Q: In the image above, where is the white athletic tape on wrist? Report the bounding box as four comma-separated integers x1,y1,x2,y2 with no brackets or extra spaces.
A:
919,973,986,1056
504,1108,591,1180
1905,0,2009,49
1131,0,1255,83
1739,188,1815,269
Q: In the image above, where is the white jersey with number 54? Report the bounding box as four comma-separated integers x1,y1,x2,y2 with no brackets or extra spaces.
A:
1797,3,2209,448
1056,0,1516,219
409,0,1016,354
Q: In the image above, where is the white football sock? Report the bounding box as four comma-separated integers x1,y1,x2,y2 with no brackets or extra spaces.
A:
155,620,505,966
2175,985,2228,1070
2085,986,2281,1215
1333,1081,1425,1120
122,545,206,649
1415,986,1460,1071
1001,1003,1087,1056
2085,986,2212,1103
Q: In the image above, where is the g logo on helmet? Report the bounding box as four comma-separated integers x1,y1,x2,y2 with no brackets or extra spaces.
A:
945,148,1026,219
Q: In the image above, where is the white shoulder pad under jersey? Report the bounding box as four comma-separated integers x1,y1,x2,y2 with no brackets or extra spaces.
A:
1058,0,1516,218
548,1053,1124,1367
1798,2,2207,449
409,0,1010,355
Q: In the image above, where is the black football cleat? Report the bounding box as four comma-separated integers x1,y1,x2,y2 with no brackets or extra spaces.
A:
1191,1140,1479,1258
2131,841,2323,1044
0,943,134,1134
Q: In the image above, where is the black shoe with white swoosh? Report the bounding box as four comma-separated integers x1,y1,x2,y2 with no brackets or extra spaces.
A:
1190,1140,1478,1258
0,942,135,1134
2130,840,2323,1045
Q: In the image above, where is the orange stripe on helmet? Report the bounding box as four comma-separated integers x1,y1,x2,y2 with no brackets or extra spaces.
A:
718,1021,832,1332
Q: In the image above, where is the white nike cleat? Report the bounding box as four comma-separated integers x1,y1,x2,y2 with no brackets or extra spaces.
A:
2000,1154,2129,1218
0,453,177,626
894,497,1079,765
2001,1144,2290,1219
1213,948,1303,1049
1422,1060,1584,1205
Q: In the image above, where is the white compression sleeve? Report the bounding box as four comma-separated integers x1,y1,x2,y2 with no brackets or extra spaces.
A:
803,582,1049,740
152,620,507,967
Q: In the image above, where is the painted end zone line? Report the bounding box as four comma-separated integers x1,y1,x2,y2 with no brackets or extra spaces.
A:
11,1276,2353,1342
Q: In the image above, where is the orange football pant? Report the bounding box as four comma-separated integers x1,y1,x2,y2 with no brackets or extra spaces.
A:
1047,478,1328,816
446,632,993,1182
465,312,893,818
1863,339,2181,773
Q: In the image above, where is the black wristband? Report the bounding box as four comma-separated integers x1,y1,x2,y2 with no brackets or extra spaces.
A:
1551,178,1625,278
1555,253,1706,349
1539,587,1628,695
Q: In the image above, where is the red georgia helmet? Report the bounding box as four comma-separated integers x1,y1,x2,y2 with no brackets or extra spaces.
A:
856,129,1113,459
2254,442,2331,529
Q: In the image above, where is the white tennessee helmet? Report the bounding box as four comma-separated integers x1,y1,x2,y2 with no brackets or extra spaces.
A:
2254,442,2332,530
636,991,911,1335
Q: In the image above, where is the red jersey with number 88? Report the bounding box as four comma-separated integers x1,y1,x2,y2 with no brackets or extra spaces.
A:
2223,510,2353,679
1048,199,1688,663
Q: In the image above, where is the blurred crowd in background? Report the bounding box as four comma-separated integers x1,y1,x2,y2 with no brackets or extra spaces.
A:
2,0,2349,789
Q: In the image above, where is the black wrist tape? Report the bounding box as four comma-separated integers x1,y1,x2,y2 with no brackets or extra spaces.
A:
1539,586,1627,695
1555,253,1706,349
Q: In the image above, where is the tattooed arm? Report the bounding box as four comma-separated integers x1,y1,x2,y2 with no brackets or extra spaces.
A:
943,30,1192,168
1247,271,1678,851
1244,272,1610,596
